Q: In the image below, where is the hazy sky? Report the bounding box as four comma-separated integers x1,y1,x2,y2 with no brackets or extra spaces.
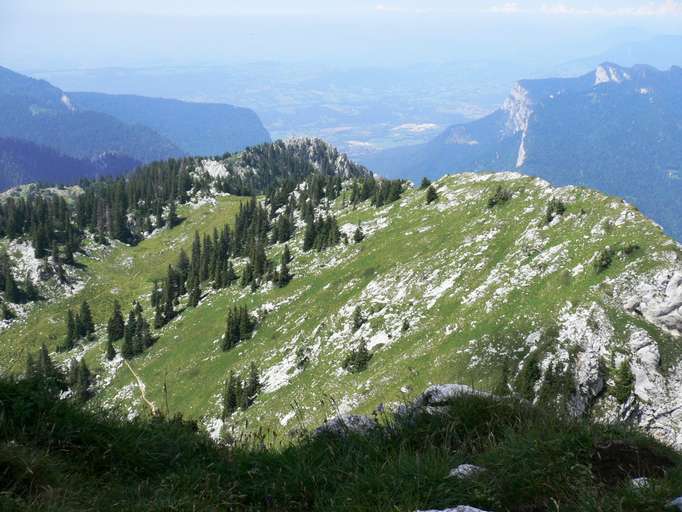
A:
2,0,682,70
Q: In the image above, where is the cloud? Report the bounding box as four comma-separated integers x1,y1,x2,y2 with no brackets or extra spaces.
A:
486,2,523,13
487,0,682,16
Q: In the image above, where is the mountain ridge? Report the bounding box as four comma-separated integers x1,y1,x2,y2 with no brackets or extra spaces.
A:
2,139,681,452
361,63,682,240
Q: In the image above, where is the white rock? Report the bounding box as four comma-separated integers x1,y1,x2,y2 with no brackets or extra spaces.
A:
631,477,649,488
448,464,485,479
668,496,682,510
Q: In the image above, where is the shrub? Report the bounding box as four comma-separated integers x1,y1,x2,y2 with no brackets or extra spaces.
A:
425,185,438,204
594,248,614,273
545,198,566,224
487,186,512,208
342,341,372,373
613,361,634,404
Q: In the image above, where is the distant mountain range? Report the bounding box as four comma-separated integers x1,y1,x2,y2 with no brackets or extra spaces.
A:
362,63,682,239
0,66,270,190
69,92,270,156
0,137,138,191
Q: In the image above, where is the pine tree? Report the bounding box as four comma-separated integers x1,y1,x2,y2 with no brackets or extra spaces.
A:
23,273,39,301
167,201,179,228
79,301,95,338
277,249,292,288
107,300,125,342
353,223,365,243
352,306,364,331
69,358,92,402
162,275,175,323
243,362,262,408
222,371,238,418
154,303,164,329
3,266,19,303
105,337,116,361
150,280,160,308
63,310,77,350
303,220,316,251
188,281,201,308
426,185,438,204
122,311,136,359
420,177,432,190
35,344,65,395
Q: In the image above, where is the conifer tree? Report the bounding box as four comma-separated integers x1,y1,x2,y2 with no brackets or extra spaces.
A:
243,362,262,408
3,266,19,304
150,280,160,308
162,274,175,323
69,358,93,402
122,311,136,359
303,220,316,251
352,306,364,331
79,301,95,338
189,281,201,308
63,310,77,350
222,371,238,418
420,177,432,190
23,273,39,302
154,303,164,329
107,300,125,342
167,200,179,228
353,223,365,243
105,337,116,361
277,249,292,288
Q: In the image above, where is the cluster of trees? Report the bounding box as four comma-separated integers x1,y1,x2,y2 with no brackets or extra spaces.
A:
222,306,255,351
121,303,154,359
349,176,404,207
106,300,154,360
222,362,262,418
487,186,513,208
60,301,95,351
302,215,341,252
545,198,567,224
74,158,193,244
25,344,92,402
0,194,82,260
0,252,23,304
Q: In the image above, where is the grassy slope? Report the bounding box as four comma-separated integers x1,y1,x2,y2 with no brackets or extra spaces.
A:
0,195,246,370
1,173,680,436
2,378,682,512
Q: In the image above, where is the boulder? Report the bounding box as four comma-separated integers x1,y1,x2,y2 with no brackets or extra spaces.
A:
626,271,682,335
448,464,485,479
314,414,377,436
412,384,489,409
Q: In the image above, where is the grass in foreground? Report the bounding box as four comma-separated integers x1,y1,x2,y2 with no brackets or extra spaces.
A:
2,378,682,512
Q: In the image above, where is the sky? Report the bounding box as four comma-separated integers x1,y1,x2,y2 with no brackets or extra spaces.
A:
2,0,682,70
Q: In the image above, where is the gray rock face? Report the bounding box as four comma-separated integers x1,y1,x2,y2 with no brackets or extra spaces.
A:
314,414,377,436
626,270,682,335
